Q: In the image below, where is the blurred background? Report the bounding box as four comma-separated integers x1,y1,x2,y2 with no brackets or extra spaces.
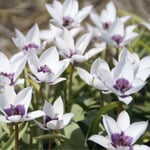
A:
0,0,149,56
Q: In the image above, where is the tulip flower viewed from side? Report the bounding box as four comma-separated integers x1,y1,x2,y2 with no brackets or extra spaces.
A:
45,0,92,29
35,97,74,130
0,86,45,123
28,47,69,85
89,111,148,150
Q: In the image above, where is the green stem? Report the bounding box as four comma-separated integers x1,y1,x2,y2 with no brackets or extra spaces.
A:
116,47,120,59
48,140,51,150
67,64,74,112
29,124,33,150
117,101,123,116
15,123,19,150
36,82,44,109
23,66,30,87
99,91,104,109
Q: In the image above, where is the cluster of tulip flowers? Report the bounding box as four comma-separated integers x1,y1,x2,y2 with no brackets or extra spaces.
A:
0,0,150,149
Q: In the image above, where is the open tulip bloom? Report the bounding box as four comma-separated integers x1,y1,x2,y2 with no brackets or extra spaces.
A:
45,0,92,29
28,47,69,85
93,55,148,104
90,1,130,31
100,18,138,47
0,51,26,88
12,24,44,55
0,86,45,123
35,97,74,130
55,29,105,64
89,110,148,150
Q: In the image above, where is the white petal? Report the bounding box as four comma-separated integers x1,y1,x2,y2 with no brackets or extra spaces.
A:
75,5,92,23
133,144,150,150
105,1,116,22
90,12,102,28
88,135,110,148
49,77,66,85
118,96,133,105
91,58,110,74
63,0,78,17
0,115,10,123
117,111,130,131
97,69,114,87
113,58,134,83
40,47,59,66
8,115,22,123
84,47,105,60
60,113,74,127
71,55,87,64
53,97,64,116
51,59,69,80
109,18,124,37
126,78,145,95
43,101,55,118
25,110,45,120
10,52,26,80
64,29,75,50
103,115,121,137
26,24,40,46
14,87,32,114
125,121,148,144
139,56,150,71
0,85,16,113
34,120,49,130
77,67,93,85
0,52,9,71
136,68,150,81
47,120,64,130
45,4,61,23
75,33,91,54
120,16,131,23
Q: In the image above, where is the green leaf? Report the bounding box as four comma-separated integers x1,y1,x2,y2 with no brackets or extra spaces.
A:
71,103,85,122
87,101,118,138
1,123,28,150
58,122,88,150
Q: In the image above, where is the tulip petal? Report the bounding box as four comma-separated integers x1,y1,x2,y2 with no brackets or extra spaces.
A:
125,121,148,144
88,135,110,148
117,111,130,131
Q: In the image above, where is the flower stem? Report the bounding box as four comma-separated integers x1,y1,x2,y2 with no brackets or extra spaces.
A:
67,64,74,112
36,82,44,109
117,101,123,116
48,140,51,150
99,91,104,109
15,123,19,150
29,124,33,150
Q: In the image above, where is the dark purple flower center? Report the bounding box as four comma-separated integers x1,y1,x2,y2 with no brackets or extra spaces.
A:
111,132,133,149
113,78,132,94
103,22,110,30
22,43,39,51
4,104,25,117
0,72,15,85
111,35,123,45
37,65,52,74
44,116,58,126
62,16,74,27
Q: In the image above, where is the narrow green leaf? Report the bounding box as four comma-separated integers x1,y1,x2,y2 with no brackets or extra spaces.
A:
87,101,118,137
